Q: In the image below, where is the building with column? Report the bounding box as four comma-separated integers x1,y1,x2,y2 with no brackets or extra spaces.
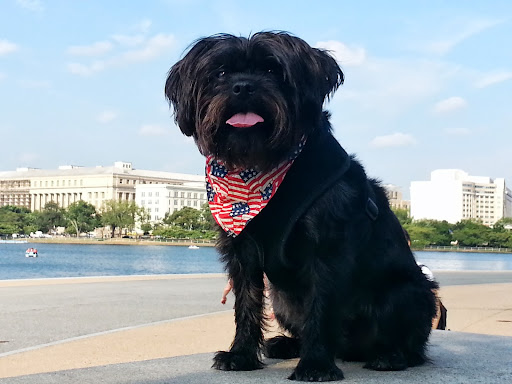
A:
410,169,512,226
0,161,205,212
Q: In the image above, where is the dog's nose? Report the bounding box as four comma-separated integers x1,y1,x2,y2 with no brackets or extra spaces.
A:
232,81,255,96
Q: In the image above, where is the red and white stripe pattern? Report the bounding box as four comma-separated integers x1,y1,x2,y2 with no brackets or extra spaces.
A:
206,141,305,237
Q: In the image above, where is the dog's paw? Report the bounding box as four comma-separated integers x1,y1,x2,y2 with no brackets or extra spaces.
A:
363,350,408,371
288,360,344,382
264,336,300,359
212,350,263,371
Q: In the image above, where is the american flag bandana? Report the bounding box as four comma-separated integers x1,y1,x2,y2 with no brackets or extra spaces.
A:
206,140,306,237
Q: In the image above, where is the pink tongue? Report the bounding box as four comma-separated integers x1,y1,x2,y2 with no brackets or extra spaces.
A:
226,113,264,128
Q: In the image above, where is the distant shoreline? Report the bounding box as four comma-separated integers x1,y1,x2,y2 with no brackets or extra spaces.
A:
6,238,511,253
417,246,512,254
19,238,216,247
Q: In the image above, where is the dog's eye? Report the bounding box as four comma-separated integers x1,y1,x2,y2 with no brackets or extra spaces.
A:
217,70,226,78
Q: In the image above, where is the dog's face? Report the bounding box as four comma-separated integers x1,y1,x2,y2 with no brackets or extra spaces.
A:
165,32,343,171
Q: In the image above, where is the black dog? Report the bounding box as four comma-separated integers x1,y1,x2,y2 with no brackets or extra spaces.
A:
165,32,438,382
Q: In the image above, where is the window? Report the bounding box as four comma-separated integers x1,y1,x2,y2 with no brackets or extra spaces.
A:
141,200,145,205
174,200,178,205
155,192,159,197
148,192,152,197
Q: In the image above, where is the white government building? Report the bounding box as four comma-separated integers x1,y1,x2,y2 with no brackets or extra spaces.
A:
0,162,206,222
410,169,512,226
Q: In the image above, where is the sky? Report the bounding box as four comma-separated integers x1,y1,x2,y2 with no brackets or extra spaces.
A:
1,0,511,198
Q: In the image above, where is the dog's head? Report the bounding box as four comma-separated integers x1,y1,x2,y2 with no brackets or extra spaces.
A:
165,32,343,170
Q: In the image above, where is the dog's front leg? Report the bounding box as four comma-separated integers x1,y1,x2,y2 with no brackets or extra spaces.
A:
289,269,344,381
212,256,265,371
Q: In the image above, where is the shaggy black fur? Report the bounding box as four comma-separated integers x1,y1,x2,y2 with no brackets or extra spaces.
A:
165,31,438,382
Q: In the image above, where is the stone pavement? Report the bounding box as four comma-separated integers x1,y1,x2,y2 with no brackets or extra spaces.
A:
1,272,511,383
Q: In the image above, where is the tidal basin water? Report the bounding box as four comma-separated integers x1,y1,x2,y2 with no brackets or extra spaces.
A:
1,243,512,280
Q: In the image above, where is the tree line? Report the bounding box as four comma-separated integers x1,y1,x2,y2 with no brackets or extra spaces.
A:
393,208,512,249
0,201,217,239
0,200,149,238
3,202,511,246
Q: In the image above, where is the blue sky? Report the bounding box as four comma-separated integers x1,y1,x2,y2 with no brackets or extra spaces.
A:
1,0,511,198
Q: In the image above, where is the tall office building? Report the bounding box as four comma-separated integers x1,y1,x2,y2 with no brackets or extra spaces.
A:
410,169,512,226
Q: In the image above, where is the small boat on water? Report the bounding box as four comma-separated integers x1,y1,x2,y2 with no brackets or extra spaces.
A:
25,248,38,257
188,245,200,250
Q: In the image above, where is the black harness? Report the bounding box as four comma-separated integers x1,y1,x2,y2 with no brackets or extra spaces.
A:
232,129,379,270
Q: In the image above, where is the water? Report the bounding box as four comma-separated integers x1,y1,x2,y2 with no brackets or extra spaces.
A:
0,244,511,281
415,250,512,272
0,243,224,280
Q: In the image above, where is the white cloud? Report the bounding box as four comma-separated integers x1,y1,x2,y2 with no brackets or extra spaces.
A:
139,124,170,136
111,34,145,47
120,33,176,62
425,19,503,55
0,39,19,56
18,79,52,88
97,110,118,124
15,0,43,12
315,40,366,66
67,61,106,76
475,71,512,88
67,33,177,76
369,133,417,149
67,41,113,56
433,96,467,114
134,19,152,34
445,127,471,136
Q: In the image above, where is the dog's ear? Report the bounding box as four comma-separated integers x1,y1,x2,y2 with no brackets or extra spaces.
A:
165,56,196,136
310,47,344,102
165,38,218,137
254,32,343,107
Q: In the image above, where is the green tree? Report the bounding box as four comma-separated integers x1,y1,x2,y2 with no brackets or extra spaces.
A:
0,206,33,235
101,200,146,237
140,223,153,235
163,206,202,230
200,202,217,230
451,219,491,247
36,202,66,233
0,206,22,235
65,201,100,236
392,207,411,226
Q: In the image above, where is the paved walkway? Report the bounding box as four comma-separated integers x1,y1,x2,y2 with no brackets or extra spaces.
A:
1,272,511,383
